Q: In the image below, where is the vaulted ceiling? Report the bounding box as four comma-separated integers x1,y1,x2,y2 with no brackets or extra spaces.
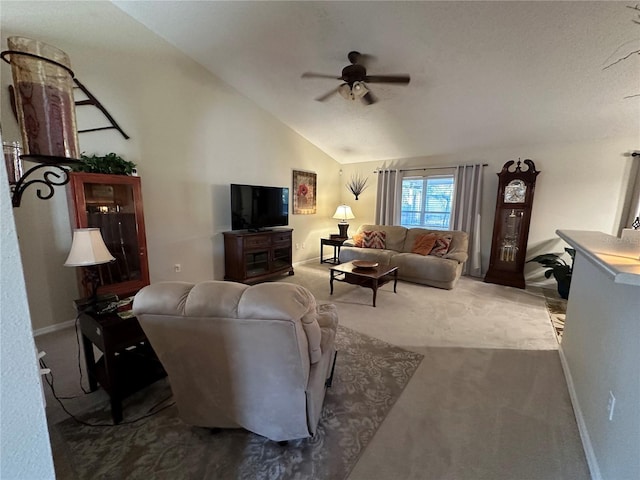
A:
108,2,640,163
1,2,638,164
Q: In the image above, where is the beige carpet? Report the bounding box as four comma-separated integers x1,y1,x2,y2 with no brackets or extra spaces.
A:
37,263,590,480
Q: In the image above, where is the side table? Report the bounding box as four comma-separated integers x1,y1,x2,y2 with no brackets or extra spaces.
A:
78,309,166,424
320,237,347,264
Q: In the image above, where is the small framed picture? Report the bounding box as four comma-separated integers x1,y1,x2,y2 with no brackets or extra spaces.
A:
292,170,317,215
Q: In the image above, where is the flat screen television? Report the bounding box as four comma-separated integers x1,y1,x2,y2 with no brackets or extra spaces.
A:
230,183,289,231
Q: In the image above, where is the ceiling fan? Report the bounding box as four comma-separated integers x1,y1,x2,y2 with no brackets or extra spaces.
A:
302,51,410,105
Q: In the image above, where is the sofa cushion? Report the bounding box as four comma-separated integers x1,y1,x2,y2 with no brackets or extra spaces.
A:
405,228,469,261
411,233,438,255
362,230,386,249
353,232,364,247
392,252,460,284
133,281,250,318
430,234,453,257
338,246,395,265
355,224,407,252
238,282,322,363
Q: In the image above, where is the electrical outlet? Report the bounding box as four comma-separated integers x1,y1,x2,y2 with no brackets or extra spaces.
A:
302,242,306,249
174,264,181,273
295,243,300,250
607,391,616,421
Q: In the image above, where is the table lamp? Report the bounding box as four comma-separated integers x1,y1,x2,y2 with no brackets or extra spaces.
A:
64,228,115,308
332,205,355,238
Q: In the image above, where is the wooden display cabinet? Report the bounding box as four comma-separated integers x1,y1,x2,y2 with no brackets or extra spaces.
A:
223,229,294,283
67,172,149,298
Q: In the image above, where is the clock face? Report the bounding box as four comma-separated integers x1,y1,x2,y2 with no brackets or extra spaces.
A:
504,179,526,203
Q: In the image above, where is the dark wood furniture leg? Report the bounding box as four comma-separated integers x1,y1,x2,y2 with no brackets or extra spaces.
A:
103,351,123,424
393,269,398,292
81,332,98,392
330,270,335,295
372,278,379,307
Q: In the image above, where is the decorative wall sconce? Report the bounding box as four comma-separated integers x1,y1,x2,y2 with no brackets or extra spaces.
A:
346,172,369,200
1,36,81,207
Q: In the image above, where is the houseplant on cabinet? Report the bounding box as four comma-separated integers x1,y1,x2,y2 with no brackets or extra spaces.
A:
527,248,575,299
73,153,136,175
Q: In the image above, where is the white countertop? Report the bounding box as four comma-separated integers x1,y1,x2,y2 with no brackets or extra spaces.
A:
556,230,640,286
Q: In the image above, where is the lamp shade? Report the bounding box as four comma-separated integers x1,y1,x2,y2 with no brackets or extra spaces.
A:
351,81,368,98
64,228,115,266
332,205,355,222
338,83,352,100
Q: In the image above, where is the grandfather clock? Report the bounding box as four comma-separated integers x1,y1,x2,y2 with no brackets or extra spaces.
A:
484,159,540,289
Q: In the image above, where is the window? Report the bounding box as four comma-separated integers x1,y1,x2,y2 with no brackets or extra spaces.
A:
400,175,455,229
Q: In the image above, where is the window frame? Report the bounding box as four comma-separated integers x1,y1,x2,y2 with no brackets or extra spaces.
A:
399,172,456,230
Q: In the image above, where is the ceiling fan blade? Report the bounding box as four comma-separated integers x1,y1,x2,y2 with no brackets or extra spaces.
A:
364,75,410,84
314,87,340,102
302,72,341,80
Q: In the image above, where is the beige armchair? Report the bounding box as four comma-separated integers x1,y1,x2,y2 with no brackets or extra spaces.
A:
132,280,338,442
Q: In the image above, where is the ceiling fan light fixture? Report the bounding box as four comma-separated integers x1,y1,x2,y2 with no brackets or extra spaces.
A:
338,83,352,100
302,51,410,104
352,81,368,98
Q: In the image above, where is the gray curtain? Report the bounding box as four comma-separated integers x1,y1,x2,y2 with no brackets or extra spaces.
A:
451,164,485,277
375,169,400,225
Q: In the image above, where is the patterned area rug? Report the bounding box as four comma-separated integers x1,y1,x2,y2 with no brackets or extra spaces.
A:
54,326,423,480
543,288,567,342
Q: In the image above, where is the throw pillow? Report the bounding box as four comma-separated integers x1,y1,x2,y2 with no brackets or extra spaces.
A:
353,232,364,247
411,233,438,256
429,234,453,257
362,230,386,249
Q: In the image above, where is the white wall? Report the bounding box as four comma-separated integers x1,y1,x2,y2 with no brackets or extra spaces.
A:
339,136,636,285
559,239,640,480
1,1,341,330
0,133,55,478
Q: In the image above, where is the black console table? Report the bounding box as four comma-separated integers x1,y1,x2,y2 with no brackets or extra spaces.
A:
78,309,166,424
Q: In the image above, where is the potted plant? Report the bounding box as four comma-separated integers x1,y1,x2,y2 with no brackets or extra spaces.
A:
527,248,575,299
72,152,136,175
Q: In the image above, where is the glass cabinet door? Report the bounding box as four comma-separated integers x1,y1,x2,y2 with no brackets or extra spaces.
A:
68,172,149,298
245,251,269,278
495,208,524,269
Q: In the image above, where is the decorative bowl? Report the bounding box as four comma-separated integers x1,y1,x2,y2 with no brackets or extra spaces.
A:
352,260,379,269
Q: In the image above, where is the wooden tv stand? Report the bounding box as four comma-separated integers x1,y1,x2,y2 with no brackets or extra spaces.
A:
223,229,294,284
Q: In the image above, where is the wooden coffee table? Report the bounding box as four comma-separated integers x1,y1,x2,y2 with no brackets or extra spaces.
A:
329,261,398,307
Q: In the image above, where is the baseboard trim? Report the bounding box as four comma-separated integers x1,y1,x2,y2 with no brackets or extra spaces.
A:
293,257,321,267
558,344,601,480
33,318,75,337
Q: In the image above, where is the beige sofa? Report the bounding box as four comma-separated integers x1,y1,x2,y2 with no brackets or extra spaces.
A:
133,280,338,442
339,224,469,289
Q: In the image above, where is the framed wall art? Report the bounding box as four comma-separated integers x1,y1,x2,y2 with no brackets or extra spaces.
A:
292,169,317,215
